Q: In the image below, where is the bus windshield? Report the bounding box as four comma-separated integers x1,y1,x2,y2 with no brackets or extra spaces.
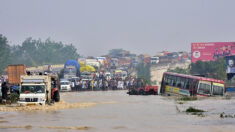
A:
197,81,211,95
212,83,224,96
21,85,45,93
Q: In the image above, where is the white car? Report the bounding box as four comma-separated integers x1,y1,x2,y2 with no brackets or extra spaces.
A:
60,80,72,92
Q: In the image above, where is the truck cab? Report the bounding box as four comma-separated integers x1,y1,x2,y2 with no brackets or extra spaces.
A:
18,75,60,105
127,78,158,95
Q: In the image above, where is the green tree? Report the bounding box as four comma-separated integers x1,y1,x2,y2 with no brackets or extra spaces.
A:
168,67,189,74
108,48,127,57
12,38,80,67
0,34,11,74
136,62,151,85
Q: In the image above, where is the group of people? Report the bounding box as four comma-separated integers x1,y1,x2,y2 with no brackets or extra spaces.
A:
70,72,144,91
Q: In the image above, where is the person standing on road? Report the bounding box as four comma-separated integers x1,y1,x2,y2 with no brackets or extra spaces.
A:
1,82,8,104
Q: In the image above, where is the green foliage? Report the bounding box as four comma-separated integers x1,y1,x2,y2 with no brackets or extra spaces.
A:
11,38,80,67
168,67,189,74
0,34,11,74
136,63,151,85
186,107,205,113
10,93,19,103
0,35,80,73
177,96,197,101
169,59,226,81
190,59,226,80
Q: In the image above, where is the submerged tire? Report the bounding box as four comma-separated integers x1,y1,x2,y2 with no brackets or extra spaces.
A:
54,91,60,102
139,90,145,95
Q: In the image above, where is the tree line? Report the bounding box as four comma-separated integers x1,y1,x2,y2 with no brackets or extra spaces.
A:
0,34,79,74
168,59,227,81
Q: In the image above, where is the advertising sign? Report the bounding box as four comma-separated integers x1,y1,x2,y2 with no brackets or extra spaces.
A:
191,42,235,63
225,56,235,80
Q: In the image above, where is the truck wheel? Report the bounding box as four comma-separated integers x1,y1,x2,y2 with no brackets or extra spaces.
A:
154,91,158,95
139,90,145,95
54,91,60,102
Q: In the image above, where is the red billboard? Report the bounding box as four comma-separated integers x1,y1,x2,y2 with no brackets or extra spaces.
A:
191,42,235,63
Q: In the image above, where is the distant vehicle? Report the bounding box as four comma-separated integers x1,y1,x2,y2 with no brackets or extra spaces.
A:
85,59,101,70
81,72,92,80
60,80,72,92
64,60,80,79
151,57,159,64
160,72,225,97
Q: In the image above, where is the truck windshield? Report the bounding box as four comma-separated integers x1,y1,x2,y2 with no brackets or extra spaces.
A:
64,68,76,74
21,85,45,93
61,82,70,85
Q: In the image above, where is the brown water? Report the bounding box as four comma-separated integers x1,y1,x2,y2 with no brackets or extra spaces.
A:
0,91,235,132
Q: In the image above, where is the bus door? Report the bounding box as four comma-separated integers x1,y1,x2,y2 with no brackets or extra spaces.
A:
212,82,224,96
197,81,212,96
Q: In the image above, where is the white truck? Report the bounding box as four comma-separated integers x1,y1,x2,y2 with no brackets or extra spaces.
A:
18,74,60,105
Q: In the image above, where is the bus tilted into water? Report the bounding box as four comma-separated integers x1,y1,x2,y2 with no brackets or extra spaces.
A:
160,72,225,97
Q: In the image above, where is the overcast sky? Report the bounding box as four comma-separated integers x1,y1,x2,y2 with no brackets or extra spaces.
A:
1,0,235,56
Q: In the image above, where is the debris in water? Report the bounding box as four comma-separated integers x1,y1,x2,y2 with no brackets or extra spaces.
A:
186,107,205,113
185,107,206,117
177,96,197,101
220,112,235,118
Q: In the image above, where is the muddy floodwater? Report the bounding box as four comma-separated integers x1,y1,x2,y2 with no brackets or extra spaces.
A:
1,91,235,132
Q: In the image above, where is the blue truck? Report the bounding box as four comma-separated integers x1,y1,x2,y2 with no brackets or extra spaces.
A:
64,60,80,79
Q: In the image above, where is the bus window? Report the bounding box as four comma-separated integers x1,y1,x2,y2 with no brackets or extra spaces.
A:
180,77,185,89
166,75,171,85
197,81,211,95
184,78,189,89
176,77,182,87
183,78,192,90
168,76,174,86
212,83,224,96
170,76,176,86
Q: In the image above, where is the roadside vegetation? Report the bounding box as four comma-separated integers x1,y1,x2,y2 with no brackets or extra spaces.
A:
0,34,79,74
168,59,226,81
136,62,151,85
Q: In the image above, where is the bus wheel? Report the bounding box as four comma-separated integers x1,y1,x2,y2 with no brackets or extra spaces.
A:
54,91,60,102
154,91,158,95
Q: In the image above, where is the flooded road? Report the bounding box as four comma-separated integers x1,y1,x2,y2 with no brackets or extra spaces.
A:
0,91,235,132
